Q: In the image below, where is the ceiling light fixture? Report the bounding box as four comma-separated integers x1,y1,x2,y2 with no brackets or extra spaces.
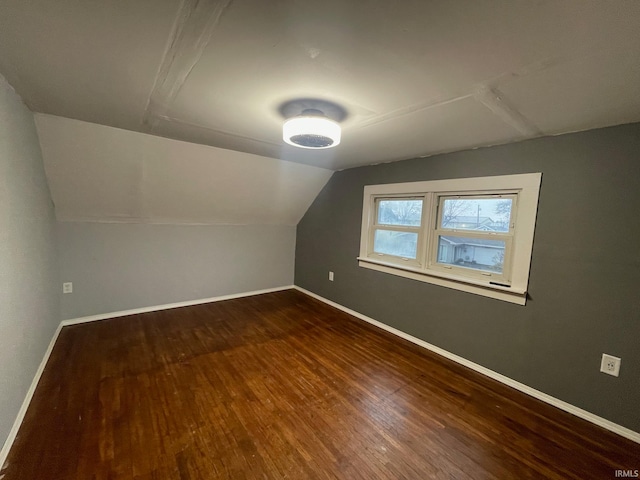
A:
283,109,341,149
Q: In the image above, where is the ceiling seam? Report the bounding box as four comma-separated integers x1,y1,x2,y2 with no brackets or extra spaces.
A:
140,0,192,127
155,114,282,148
473,86,541,137
142,0,235,130
357,94,474,129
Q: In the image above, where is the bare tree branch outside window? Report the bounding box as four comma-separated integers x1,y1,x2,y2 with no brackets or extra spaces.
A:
379,200,422,226
441,199,472,227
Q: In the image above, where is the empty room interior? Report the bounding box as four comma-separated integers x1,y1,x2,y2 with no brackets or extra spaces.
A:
1,0,640,478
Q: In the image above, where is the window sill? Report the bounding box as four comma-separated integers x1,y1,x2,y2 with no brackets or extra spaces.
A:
357,257,527,305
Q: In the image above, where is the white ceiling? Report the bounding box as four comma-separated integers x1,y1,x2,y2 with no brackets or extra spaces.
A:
1,0,639,171
35,114,333,225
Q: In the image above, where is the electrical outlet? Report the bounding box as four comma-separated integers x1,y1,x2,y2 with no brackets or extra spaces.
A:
63,282,73,294
600,354,621,377
328,271,334,281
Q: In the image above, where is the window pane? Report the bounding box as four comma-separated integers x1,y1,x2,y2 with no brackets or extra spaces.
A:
377,199,423,226
374,230,418,259
440,198,512,232
437,236,505,273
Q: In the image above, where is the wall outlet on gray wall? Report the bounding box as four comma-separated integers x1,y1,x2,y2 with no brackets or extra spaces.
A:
329,271,334,281
63,282,73,294
600,354,621,377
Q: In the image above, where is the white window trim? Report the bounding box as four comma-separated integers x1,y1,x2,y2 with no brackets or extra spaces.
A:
357,173,542,305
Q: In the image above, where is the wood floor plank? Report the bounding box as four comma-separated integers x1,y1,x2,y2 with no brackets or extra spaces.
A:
2,289,639,479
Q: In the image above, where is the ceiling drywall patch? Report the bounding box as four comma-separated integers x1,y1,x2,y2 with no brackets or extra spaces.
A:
474,86,541,137
143,0,234,128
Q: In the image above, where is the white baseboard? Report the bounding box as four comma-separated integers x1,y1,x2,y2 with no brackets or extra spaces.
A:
293,285,640,444
0,322,64,470
61,285,295,326
1,285,295,469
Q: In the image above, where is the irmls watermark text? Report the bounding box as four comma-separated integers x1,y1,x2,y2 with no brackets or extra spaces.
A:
615,470,639,478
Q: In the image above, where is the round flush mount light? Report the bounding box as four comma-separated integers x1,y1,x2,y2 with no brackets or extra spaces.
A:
283,109,341,149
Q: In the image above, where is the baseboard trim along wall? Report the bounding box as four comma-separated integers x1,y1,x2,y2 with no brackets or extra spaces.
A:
0,285,294,469
0,322,64,470
293,285,640,445
61,285,294,326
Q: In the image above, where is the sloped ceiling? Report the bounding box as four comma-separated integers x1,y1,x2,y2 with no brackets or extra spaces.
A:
35,115,333,225
0,0,638,172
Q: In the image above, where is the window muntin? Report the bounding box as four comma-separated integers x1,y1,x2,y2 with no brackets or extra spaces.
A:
358,173,542,305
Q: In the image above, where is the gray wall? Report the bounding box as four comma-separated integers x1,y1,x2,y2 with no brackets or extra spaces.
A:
0,76,59,453
295,122,640,432
58,222,296,319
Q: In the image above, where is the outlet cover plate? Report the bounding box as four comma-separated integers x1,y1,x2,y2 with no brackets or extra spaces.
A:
63,282,73,294
600,353,621,377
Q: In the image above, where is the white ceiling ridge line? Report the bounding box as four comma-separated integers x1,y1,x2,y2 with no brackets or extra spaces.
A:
142,0,235,129
357,93,474,129
474,86,541,137
154,113,282,149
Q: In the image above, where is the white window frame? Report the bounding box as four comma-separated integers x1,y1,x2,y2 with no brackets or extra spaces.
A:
368,194,427,268
357,173,542,305
429,191,517,284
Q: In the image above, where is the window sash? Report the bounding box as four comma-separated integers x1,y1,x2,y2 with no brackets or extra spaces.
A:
424,192,518,283
436,193,518,234
369,195,426,266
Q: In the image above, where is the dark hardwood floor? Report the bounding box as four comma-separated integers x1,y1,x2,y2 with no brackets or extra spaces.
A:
2,289,638,479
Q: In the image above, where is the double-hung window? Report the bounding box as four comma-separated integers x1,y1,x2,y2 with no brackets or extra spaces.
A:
358,173,541,305
370,196,425,267
430,193,516,285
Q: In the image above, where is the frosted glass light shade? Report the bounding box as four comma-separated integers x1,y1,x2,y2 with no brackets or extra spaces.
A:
283,114,341,149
